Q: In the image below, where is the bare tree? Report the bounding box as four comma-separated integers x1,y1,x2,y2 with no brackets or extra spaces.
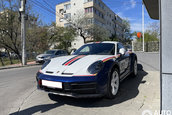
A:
70,12,109,43
0,0,22,61
147,21,160,39
87,25,109,42
70,11,89,43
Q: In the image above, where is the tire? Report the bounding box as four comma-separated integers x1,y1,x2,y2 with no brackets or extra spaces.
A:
131,60,138,77
106,68,120,99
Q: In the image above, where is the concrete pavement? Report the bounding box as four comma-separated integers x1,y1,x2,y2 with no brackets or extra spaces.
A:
9,70,160,115
0,61,38,70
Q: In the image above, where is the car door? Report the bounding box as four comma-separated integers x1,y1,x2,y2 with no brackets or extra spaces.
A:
117,43,130,78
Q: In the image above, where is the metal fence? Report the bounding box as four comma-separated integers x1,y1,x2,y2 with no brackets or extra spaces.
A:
132,41,159,52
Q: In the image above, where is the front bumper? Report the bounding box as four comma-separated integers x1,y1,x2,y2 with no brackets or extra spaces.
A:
36,73,106,98
38,82,103,98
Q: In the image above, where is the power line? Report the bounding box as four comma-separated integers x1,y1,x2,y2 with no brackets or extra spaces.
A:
29,0,73,28
30,0,55,16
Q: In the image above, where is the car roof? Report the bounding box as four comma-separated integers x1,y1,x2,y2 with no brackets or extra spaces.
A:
47,49,63,51
86,41,119,45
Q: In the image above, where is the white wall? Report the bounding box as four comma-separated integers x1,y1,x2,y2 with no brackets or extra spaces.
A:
71,35,84,50
70,0,85,17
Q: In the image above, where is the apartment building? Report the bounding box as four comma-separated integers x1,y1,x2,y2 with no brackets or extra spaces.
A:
56,0,123,48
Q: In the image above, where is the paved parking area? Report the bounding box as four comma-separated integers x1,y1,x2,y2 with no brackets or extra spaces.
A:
9,70,160,115
0,52,160,115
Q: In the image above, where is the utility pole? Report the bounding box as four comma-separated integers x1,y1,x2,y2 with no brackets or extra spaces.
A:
19,0,27,65
142,1,145,52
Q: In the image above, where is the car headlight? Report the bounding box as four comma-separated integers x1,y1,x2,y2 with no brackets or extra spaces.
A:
87,61,103,74
41,60,51,70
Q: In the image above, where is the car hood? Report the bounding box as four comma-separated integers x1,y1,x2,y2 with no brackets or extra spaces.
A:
41,55,117,76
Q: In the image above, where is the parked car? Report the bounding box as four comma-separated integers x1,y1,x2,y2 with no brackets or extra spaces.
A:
36,49,68,64
36,41,137,98
0,52,8,58
10,52,18,59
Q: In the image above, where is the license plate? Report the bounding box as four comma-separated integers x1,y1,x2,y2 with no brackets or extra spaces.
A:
42,80,62,89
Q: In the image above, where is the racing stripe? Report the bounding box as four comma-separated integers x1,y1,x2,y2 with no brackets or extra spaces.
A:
68,58,81,66
63,55,85,66
102,55,120,62
62,56,78,65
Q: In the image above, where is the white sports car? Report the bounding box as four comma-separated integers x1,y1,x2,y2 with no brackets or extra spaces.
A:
36,41,138,98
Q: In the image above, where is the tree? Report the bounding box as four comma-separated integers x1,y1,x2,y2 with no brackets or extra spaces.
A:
0,45,5,66
0,13,21,61
133,22,160,42
52,26,76,50
70,11,89,43
70,12,109,43
121,19,132,44
146,22,160,39
87,25,109,42
0,0,34,62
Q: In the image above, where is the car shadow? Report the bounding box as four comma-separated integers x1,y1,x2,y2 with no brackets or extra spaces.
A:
10,64,148,115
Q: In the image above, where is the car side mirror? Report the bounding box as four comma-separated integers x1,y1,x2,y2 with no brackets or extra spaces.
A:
70,49,76,55
119,48,126,55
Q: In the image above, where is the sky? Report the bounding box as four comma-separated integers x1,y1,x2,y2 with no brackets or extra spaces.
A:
30,0,159,32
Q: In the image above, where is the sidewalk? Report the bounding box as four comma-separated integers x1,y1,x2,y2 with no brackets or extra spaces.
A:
0,61,39,70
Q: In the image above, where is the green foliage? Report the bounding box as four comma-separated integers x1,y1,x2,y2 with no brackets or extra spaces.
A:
110,19,132,45
133,22,160,42
53,26,76,50
87,25,110,42
137,32,159,42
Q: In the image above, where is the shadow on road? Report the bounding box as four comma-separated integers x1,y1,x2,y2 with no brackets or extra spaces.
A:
10,64,148,115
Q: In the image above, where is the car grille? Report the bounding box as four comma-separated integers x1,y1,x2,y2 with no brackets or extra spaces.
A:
46,71,54,74
41,82,97,94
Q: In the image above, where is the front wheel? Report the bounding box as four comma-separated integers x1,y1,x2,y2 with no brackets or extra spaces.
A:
131,60,138,77
106,68,120,99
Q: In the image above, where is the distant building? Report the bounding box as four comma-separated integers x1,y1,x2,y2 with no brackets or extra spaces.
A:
56,0,123,49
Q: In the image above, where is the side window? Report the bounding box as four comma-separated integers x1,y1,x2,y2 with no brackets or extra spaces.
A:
80,46,90,53
117,43,125,53
55,51,61,55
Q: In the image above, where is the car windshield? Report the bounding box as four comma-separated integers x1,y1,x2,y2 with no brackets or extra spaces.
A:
73,43,115,55
44,50,56,54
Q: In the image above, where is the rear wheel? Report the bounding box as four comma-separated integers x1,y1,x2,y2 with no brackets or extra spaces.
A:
106,68,120,99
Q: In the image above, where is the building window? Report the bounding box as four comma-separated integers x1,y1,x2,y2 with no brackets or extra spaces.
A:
64,23,71,27
64,13,71,20
59,18,63,22
64,4,71,10
87,18,94,24
94,8,104,19
85,7,93,14
59,9,64,14
84,0,93,3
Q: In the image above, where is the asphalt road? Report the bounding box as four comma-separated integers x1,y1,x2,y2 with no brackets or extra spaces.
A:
0,66,40,115
0,52,160,115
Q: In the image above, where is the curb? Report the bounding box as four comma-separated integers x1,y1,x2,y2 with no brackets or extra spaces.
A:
135,51,159,54
0,63,41,70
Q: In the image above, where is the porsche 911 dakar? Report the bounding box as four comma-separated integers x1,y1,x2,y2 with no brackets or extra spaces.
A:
36,41,138,98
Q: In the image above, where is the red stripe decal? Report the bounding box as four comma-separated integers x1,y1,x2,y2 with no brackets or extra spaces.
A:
102,55,120,62
64,55,85,66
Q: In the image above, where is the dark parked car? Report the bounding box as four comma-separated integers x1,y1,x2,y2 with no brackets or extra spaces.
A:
0,52,8,58
36,49,68,64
